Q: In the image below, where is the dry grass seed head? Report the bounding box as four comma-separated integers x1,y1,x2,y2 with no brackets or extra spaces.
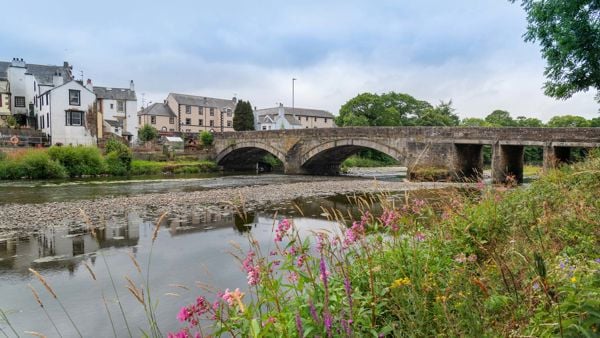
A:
28,268,57,299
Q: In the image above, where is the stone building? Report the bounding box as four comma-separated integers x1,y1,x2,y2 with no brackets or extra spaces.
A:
94,81,138,143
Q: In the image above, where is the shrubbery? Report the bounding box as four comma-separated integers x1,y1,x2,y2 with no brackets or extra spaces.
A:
200,131,214,146
47,145,105,177
104,138,132,175
0,150,66,179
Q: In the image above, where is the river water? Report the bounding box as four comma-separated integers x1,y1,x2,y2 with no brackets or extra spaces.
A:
0,173,414,337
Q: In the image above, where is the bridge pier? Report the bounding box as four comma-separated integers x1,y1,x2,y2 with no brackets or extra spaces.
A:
453,144,484,181
492,143,524,184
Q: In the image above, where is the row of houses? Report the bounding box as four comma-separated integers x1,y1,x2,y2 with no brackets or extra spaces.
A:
1,57,336,146
0,58,137,144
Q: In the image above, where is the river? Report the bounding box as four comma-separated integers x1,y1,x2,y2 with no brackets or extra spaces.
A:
0,171,443,337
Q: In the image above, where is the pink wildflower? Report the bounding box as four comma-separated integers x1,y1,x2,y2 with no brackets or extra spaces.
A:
414,232,426,242
242,250,260,286
296,254,306,268
168,330,190,338
288,271,299,283
221,288,235,306
274,218,292,242
412,199,426,214
454,253,467,264
177,306,192,322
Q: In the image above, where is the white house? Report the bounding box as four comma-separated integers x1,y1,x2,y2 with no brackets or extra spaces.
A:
94,81,138,143
0,58,72,127
254,103,336,130
254,103,302,130
38,79,97,145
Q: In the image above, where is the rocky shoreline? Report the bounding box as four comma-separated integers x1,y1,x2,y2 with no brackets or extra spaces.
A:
0,179,463,237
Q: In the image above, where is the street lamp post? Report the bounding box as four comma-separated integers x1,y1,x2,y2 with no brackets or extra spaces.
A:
292,78,296,117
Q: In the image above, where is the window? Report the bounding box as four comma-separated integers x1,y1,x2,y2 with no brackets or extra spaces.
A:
199,119,203,126
210,108,214,116
324,118,328,123
209,120,214,127
185,118,191,125
15,96,25,107
169,128,174,132
161,127,167,131
117,100,125,112
47,114,49,127
110,103,114,109
138,116,141,125
305,116,308,121
0,95,2,107
69,90,81,106
185,129,191,132
262,126,267,130
151,116,156,124
169,117,175,124
227,109,232,117
186,105,191,114
297,116,301,120
314,117,317,121
227,120,232,127
65,110,83,126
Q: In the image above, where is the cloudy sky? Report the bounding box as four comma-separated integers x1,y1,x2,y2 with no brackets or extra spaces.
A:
3,0,598,121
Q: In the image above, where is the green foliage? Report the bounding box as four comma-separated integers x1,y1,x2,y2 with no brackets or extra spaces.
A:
515,116,544,127
337,92,458,127
485,110,516,126
512,0,600,100
232,100,255,131
171,154,600,337
261,154,283,168
47,146,105,177
461,117,493,127
199,131,214,146
0,150,66,179
104,138,132,175
5,115,17,128
139,124,159,142
547,115,591,127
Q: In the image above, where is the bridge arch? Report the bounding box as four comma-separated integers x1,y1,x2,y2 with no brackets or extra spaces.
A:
300,138,404,175
216,141,287,171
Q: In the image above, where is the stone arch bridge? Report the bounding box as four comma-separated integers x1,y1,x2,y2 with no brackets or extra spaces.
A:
213,127,600,183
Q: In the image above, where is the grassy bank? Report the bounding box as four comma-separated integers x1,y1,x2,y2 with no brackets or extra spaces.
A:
341,154,398,168
168,154,599,337
0,146,217,180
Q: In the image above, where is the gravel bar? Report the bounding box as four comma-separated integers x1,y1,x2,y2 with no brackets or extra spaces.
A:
0,179,463,235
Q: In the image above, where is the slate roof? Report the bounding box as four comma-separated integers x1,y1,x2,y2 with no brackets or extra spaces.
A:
259,113,302,126
138,103,176,117
168,93,237,110
105,119,122,128
255,106,334,119
0,60,71,85
94,86,136,101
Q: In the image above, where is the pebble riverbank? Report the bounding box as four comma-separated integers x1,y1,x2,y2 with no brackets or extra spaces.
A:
0,179,464,237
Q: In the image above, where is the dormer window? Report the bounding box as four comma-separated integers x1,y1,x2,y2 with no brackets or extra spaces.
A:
117,100,125,112
69,90,80,106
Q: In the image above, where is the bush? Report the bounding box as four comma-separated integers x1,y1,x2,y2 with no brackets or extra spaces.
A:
105,138,132,174
0,150,66,179
139,124,159,142
200,131,214,146
47,145,105,177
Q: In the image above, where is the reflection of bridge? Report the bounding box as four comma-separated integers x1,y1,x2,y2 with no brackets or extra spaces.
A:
214,127,600,183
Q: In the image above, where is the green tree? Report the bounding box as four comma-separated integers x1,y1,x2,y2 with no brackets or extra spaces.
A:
336,92,433,127
200,131,214,145
511,0,600,101
461,118,493,127
485,110,516,126
233,100,255,131
515,116,544,127
590,117,600,127
138,124,159,142
547,115,591,127
413,101,460,126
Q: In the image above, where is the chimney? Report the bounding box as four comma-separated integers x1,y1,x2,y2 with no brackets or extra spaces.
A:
11,57,25,68
232,96,237,104
129,80,135,91
53,71,63,87
85,78,93,91
278,102,284,120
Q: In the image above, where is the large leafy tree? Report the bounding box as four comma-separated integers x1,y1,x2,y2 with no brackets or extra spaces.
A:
547,115,592,127
512,0,600,101
485,110,516,126
233,100,255,131
336,92,458,127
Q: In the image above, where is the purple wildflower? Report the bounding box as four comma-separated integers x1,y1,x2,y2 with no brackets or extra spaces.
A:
595,258,600,264
324,312,333,337
295,313,304,337
308,299,319,323
414,232,426,242
274,218,291,242
344,277,353,312
320,256,329,290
